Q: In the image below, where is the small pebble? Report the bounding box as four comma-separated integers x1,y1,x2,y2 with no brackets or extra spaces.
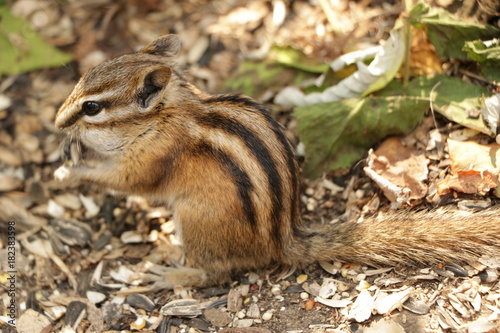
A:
296,274,308,284
305,299,315,310
247,272,260,284
271,285,281,295
0,94,12,109
240,284,250,296
262,311,273,321
87,291,106,304
113,207,123,217
300,292,309,300
247,303,260,319
47,199,65,218
161,220,176,234
233,318,254,328
120,230,144,244
355,189,365,199
355,274,366,282
130,317,146,330
79,193,100,218
356,280,370,291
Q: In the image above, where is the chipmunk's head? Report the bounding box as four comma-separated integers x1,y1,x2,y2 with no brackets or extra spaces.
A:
55,35,181,158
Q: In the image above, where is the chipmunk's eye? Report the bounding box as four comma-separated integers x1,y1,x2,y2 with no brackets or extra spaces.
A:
82,101,102,116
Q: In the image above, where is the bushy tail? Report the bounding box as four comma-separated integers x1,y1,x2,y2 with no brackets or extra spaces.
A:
293,208,500,267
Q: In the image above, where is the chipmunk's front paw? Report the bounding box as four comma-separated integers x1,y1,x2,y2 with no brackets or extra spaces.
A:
54,163,72,182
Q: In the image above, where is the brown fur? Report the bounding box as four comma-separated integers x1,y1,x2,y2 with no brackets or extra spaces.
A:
54,35,500,288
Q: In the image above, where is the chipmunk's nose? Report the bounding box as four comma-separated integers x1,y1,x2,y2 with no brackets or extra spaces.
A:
55,102,80,129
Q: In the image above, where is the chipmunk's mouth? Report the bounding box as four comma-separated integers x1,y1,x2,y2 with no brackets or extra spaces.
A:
61,137,102,165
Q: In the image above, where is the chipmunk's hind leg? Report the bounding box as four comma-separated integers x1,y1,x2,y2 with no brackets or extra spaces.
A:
142,265,231,290
144,267,208,290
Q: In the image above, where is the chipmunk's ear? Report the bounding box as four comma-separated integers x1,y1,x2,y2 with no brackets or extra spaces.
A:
136,67,172,110
140,35,181,57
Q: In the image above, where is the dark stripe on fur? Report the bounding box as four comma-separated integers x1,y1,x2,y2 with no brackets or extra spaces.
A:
194,102,283,246
258,108,300,236
195,141,256,227
203,94,299,242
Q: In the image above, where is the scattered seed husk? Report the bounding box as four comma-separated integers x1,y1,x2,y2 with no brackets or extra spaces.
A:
373,287,413,315
318,279,337,298
316,297,351,308
479,256,500,268
479,268,499,283
467,317,497,333
448,293,472,318
302,281,321,297
348,289,374,322
127,293,156,312
110,265,136,284
284,284,304,293
444,264,469,277
188,317,211,331
50,218,92,246
402,296,430,315
319,260,339,275
364,267,393,276
161,299,202,317
65,301,87,328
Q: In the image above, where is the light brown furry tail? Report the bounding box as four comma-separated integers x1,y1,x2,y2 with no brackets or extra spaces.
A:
292,207,500,267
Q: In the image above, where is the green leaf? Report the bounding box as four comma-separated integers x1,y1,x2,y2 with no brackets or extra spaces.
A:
295,74,491,177
408,2,500,60
429,75,491,135
269,45,329,74
0,6,72,75
295,96,428,177
221,60,311,97
463,39,500,82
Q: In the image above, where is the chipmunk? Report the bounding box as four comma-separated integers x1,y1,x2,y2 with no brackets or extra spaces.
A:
54,35,500,288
